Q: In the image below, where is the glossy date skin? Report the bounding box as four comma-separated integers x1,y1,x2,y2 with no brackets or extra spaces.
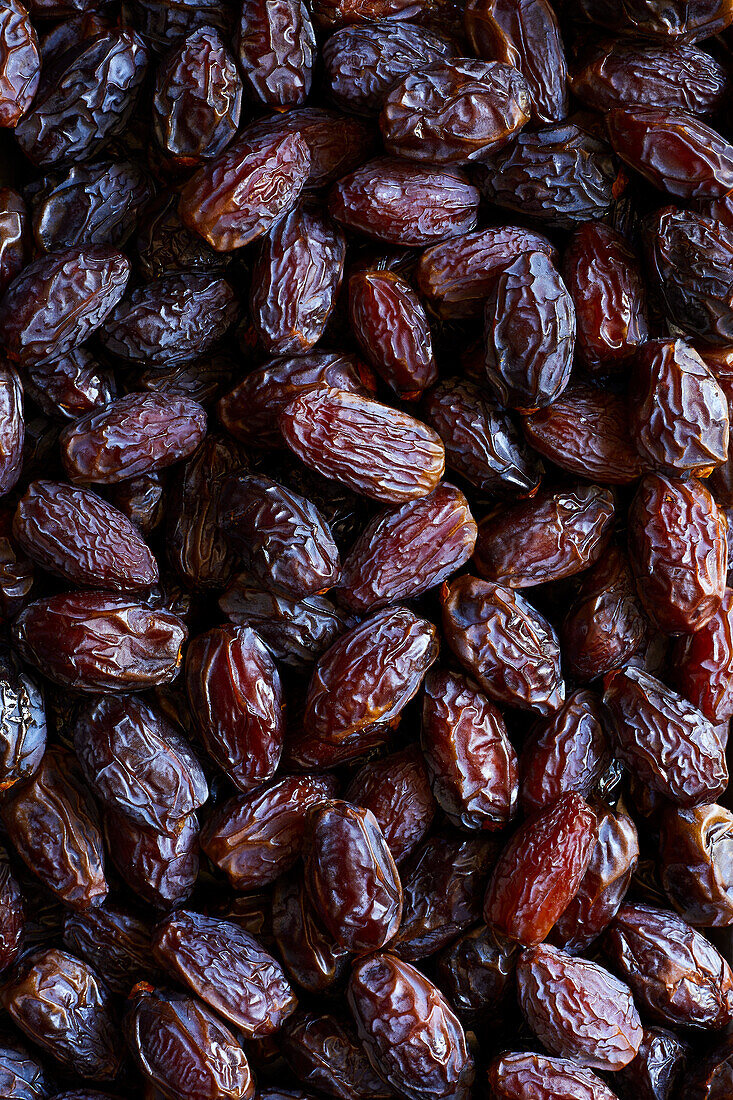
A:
483,792,598,947
487,1052,620,1100
185,624,284,791
105,808,199,910
435,923,517,1023
272,868,350,994
0,361,23,497
63,902,157,997
660,803,733,926
673,587,733,722
0,845,24,973
348,953,475,1100
0,644,45,795
345,746,435,865
280,1011,392,1100
0,188,28,297
0,0,39,128
237,0,315,109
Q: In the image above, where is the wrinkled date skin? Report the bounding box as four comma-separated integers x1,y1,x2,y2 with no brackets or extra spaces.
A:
617,1026,690,1100
0,188,28,297
673,587,733,722
280,1011,392,1100
573,0,733,42
2,949,122,1081
604,666,728,806
179,131,311,252
237,0,315,109
483,792,598,947
72,694,208,833
0,644,46,795
105,808,199,910
0,0,40,127
0,245,129,366
345,746,435,865
200,773,337,890
0,747,107,909
272,869,350,994
484,250,575,413
442,575,565,715
0,846,24,973
13,480,158,591
422,376,543,497
562,221,649,372
304,799,403,952
24,347,114,421
336,483,476,612
185,624,284,792
380,59,531,165
294,605,438,768
422,667,518,831
62,902,158,998
604,904,733,1030
13,592,187,692
349,270,437,399
153,909,296,1036
487,1052,619,1100
127,988,254,1100
279,385,445,504
221,473,340,599
0,361,23,496
435,923,517,1023
516,943,643,1071
474,485,615,588
348,953,475,1100
660,803,733,926
628,474,727,634
60,392,207,484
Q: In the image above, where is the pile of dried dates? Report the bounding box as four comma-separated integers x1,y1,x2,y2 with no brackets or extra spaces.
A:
1,0,733,1096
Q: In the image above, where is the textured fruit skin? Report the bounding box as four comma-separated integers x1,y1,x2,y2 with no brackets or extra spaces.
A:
523,384,644,485
0,0,40,127
628,474,727,634
185,624,284,792
0,189,28,298
465,0,568,122
349,270,437,399
435,923,517,1023
280,1010,392,1100
127,988,254,1100
573,0,733,41
12,592,187,692
304,800,402,952
2,949,121,1081
251,201,346,357
104,807,199,910
0,246,129,365
60,393,207,484
13,480,158,590
629,340,729,477
483,793,598,947
394,834,497,960
673,587,733,722
200,774,336,890
345,745,435,865
442,575,565,715
0,645,45,795
551,804,640,954
347,953,475,1100
380,58,531,165
573,40,726,115
0,362,23,497
474,485,615,588
14,29,148,167
659,804,733,927
323,20,455,114
153,26,242,164
487,1051,620,1100
484,250,575,413
604,904,733,1030
604,666,728,806
480,122,618,229
61,902,157,998
299,606,437,762
422,667,518,831
562,221,649,371
178,131,311,252
279,385,445,504
328,156,480,246
422,377,543,496
336,484,476,611
221,473,340,599
153,909,296,1036
617,1026,690,1100
72,694,207,833
1,747,107,909
516,943,643,1071
0,847,23,974
237,0,315,108
519,690,610,816
273,869,350,994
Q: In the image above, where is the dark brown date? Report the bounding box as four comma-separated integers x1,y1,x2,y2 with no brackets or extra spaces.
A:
280,1010,392,1100
0,188,28,298
272,869,350,994
237,0,315,108
104,808,199,909
572,0,733,42
23,348,115,421
63,902,157,997
617,1026,689,1100
0,0,39,127
487,1052,619,1100
659,803,733,926
0,845,24,973
345,745,435,864
0,361,23,496
442,575,565,715
436,924,517,1023
673,587,733,722
0,644,45,795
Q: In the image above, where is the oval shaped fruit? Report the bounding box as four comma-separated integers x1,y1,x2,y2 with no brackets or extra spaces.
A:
660,804,733,926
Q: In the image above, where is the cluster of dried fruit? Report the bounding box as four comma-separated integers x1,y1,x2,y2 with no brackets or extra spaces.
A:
1,0,733,1098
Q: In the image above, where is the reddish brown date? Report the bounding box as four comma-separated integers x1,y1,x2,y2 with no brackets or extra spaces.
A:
474,485,615,588
280,1011,392,1100
200,773,336,890
13,592,187,692
279,385,445,504
0,0,39,128
348,953,475,1100
304,800,402,952
185,624,283,791
0,189,28,297
673,587,733,723
516,943,643,1070
105,808,199,910
0,846,23,973
487,1052,620,1100
237,0,315,109
422,667,518,831
272,869,350,994
603,665,728,806
483,792,598,946
442,575,565,715
660,803,733,926
345,746,435,865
